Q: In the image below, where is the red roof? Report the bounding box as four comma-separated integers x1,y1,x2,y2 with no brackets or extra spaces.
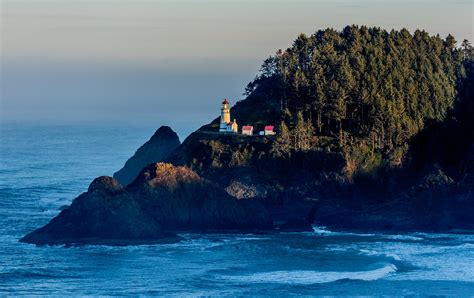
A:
265,125,274,130
222,98,229,104
242,126,253,130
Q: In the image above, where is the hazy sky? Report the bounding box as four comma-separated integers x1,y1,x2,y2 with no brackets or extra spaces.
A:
1,0,473,137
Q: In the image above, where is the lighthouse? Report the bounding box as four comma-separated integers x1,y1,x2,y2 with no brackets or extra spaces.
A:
219,99,238,133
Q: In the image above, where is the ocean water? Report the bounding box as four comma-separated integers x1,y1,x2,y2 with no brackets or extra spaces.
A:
1,123,474,296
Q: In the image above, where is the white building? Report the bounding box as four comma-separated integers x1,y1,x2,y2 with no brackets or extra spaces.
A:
219,99,238,133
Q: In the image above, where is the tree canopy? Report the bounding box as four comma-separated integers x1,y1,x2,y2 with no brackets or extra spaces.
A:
246,26,469,166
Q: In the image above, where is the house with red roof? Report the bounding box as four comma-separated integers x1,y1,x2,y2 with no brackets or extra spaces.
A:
242,125,253,135
258,125,276,136
264,126,275,135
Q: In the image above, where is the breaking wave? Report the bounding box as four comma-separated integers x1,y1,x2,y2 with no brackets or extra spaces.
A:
312,226,376,237
224,264,397,284
358,249,402,261
382,234,424,241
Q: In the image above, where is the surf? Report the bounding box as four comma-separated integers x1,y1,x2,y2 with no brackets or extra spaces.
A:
223,263,398,285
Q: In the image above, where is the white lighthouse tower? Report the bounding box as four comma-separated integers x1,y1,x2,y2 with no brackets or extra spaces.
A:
219,99,238,133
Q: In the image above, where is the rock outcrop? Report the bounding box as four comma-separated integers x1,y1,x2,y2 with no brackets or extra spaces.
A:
21,163,273,246
21,176,164,245
114,126,180,186
129,163,272,231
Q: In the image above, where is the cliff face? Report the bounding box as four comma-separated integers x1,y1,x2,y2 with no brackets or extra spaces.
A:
166,131,273,181
166,131,345,195
113,126,180,186
164,130,474,232
129,163,272,231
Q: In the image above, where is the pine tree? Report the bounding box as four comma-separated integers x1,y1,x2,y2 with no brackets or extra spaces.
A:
294,111,314,151
271,121,292,157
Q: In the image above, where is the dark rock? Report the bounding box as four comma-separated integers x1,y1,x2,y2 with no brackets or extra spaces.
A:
21,177,163,246
88,176,123,193
21,190,163,245
114,126,180,186
21,163,273,245
58,205,69,211
128,163,273,231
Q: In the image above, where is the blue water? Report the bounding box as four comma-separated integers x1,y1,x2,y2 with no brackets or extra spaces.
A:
1,123,474,296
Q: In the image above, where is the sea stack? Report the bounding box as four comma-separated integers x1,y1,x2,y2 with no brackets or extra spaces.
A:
114,126,181,186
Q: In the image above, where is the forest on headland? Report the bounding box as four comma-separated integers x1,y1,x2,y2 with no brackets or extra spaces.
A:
234,25,473,180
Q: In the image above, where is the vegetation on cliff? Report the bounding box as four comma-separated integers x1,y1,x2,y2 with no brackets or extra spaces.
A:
237,26,472,175
195,26,473,225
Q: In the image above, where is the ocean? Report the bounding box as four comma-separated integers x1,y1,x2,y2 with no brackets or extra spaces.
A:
1,122,474,296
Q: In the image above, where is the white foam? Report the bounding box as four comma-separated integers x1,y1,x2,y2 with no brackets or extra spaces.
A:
359,249,402,261
453,243,474,249
337,239,474,282
312,226,337,235
382,234,424,241
224,264,397,285
312,226,376,237
233,236,270,241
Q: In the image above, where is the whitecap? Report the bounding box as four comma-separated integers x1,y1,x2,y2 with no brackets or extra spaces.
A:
452,242,474,249
358,249,402,261
232,236,270,241
223,264,397,284
382,234,424,241
312,226,337,235
312,226,376,237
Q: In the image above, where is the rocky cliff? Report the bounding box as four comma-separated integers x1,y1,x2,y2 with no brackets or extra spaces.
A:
24,121,474,246
21,163,273,245
21,127,474,246
114,126,180,186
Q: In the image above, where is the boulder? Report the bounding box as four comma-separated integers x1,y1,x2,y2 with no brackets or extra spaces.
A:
88,176,123,193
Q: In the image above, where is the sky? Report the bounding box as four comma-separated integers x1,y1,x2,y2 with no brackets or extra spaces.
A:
1,0,473,137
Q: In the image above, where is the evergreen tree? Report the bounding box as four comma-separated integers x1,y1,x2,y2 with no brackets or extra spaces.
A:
294,111,315,151
271,121,292,157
